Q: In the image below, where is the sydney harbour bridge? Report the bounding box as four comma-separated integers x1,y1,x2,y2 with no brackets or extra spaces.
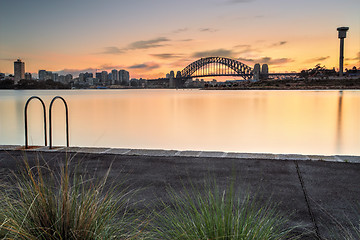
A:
147,56,297,87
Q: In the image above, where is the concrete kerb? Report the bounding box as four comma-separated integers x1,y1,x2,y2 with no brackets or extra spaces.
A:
1,145,360,163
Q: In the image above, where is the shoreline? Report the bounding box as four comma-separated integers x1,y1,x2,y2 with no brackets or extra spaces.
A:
1,145,359,164
2,145,360,238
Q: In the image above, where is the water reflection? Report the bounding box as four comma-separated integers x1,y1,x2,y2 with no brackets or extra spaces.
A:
336,91,343,153
0,89,359,155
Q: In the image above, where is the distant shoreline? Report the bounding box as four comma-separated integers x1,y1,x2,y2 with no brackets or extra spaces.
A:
203,77,360,91
203,86,360,90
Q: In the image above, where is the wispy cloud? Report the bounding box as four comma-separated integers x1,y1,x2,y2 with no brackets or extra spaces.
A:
237,57,255,62
56,64,127,76
233,44,260,54
261,57,293,65
234,44,251,48
129,62,160,70
199,28,218,32
192,49,236,58
173,28,188,34
305,56,330,63
0,58,15,61
230,0,254,2
220,0,254,4
98,37,171,55
345,52,360,61
99,64,124,70
238,56,293,65
101,47,124,55
56,68,97,76
128,37,170,50
150,53,183,59
234,41,287,55
270,41,287,47
180,39,193,42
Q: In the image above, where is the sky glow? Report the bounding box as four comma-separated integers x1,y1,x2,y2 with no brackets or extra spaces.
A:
0,0,359,78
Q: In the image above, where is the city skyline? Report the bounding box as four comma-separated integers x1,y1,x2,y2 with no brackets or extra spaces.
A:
1,0,359,78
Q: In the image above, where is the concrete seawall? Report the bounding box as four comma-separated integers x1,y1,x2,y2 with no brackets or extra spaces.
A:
1,145,360,239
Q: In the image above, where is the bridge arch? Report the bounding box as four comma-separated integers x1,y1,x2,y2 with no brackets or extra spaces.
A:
181,57,253,79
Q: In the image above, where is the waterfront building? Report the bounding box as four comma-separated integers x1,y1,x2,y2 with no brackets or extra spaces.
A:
119,70,130,85
86,77,95,86
14,59,25,83
261,64,269,79
96,72,102,81
79,72,93,83
130,78,140,87
65,74,73,83
253,63,261,81
84,72,93,79
38,70,46,80
25,72,32,80
45,71,53,80
52,73,59,82
169,71,175,88
111,69,118,85
59,75,66,83
108,73,112,84
101,71,108,84
79,73,85,82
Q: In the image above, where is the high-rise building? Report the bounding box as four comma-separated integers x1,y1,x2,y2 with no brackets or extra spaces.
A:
169,71,175,88
39,70,46,80
111,69,118,85
45,71,53,80
78,72,93,83
96,72,102,80
79,73,85,82
38,70,53,80
14,59,25,83
119,70,130,85
101,71,108,84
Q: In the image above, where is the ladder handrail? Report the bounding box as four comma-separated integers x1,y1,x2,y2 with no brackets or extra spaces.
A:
49,96,69,149
24,96,47,149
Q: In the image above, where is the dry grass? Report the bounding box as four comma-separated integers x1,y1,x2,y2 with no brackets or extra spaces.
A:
152,179,299,240
0,155,147,240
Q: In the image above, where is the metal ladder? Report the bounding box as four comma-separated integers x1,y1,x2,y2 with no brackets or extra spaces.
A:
24,96,69,149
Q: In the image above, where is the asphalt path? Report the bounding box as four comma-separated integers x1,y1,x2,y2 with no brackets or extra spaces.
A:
1,149,360,239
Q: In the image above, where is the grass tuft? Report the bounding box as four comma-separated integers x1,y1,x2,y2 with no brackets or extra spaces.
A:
0,155,145,240
152,179,297,240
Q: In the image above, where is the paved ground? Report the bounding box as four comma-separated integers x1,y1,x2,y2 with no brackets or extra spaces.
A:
1,146,360,239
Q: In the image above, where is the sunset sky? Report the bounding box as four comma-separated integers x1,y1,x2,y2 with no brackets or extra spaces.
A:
0,0,359,79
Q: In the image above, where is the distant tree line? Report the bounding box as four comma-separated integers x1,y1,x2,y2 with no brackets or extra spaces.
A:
300,64,359,78
0,79,70,89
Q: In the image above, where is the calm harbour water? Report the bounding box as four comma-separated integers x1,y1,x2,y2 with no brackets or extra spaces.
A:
0,89,359,155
